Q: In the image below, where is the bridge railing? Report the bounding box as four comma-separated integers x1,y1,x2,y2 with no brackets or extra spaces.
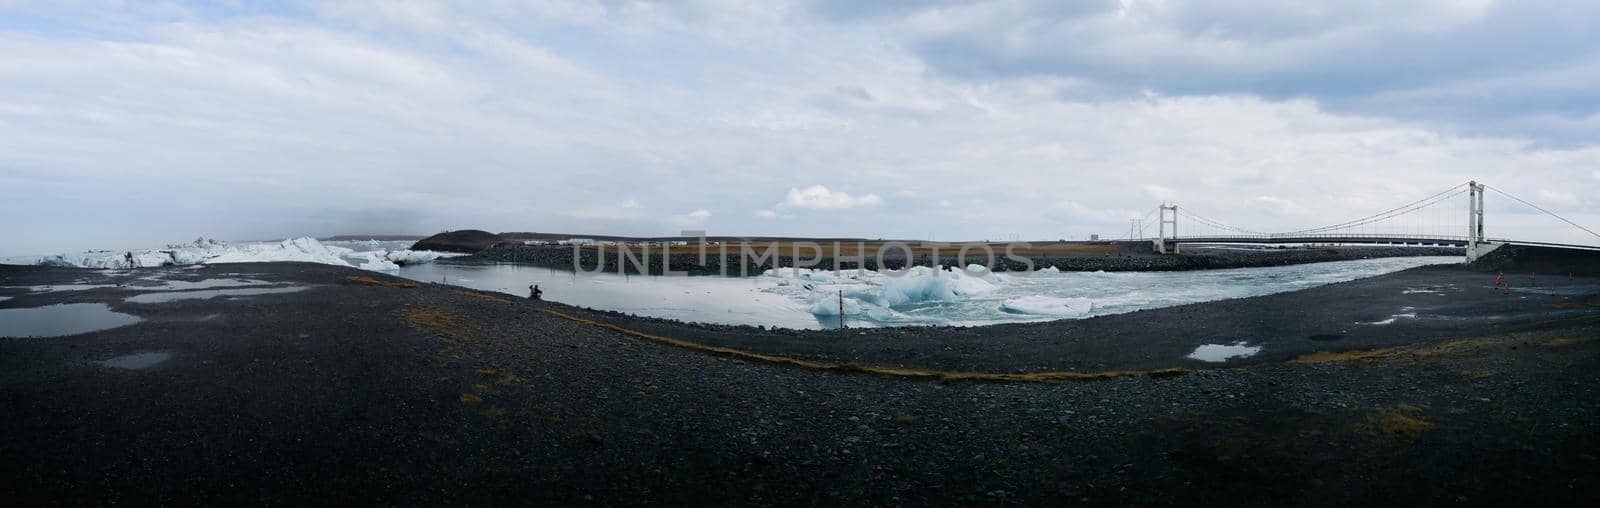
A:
1144,233,1473,242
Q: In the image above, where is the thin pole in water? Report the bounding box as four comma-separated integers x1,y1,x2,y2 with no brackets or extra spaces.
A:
839,289,846,330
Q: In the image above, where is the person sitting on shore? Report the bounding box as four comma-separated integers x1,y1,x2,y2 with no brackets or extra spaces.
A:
529,284,542,301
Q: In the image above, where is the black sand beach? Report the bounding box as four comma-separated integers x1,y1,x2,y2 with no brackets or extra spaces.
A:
2,261,1598,505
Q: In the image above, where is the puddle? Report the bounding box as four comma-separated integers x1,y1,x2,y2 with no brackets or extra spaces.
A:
124,286,308,303
0,296,10,303
1186,342,1263,362
97,352,172,370
5,284,119,293
136,278,279,291
0,304,143,338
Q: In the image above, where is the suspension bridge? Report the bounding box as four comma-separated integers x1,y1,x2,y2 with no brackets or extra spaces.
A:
1124,181,1600,262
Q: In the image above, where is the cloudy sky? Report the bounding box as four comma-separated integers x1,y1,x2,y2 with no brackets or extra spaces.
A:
2,0,1599,255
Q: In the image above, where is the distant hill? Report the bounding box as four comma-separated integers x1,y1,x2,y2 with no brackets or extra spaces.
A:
410,230,507,253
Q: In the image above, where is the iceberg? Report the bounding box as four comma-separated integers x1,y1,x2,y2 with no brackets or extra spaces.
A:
764,265,1000,321
205,238,352,266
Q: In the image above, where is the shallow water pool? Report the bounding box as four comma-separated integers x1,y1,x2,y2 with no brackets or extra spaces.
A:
0,303,143,338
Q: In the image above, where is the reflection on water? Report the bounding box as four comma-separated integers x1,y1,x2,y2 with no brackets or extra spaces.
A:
0,303,143,338
400,257,1459,330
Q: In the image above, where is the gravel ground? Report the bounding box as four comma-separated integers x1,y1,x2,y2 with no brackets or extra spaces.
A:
1,262,1597,506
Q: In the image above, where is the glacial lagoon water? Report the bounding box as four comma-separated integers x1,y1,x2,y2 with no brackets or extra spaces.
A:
397,256,1460,330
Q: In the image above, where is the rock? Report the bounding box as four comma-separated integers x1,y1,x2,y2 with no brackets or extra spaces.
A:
410,229,507,253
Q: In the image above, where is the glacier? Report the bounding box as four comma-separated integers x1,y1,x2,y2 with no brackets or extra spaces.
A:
9,237,464,272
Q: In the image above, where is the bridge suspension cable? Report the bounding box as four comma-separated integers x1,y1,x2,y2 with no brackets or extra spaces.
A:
1277,182,1470,236
1484,185,1600,242
1176,208,1265,236
1129,206,1161,239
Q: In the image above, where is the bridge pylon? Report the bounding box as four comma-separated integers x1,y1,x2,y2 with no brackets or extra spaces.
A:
1465,181,1501,262
1154,203,1179,254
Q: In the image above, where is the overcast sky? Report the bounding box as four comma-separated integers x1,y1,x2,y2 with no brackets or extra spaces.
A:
2,0,1599,255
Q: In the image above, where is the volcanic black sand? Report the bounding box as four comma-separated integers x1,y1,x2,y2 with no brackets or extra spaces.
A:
2,261,1599,506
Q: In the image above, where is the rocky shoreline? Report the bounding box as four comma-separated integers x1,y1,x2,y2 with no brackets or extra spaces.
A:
463,242,1465,276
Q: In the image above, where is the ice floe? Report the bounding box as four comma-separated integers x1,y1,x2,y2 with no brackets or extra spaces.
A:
999,296,1094,317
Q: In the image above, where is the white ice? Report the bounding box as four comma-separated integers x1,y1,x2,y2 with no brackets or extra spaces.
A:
999,296,1094,317
1186,342,1263,362
1359,312,1417,326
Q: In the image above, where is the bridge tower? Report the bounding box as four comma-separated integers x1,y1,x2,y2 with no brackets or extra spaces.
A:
1154,203,1179,254
1465,181,1500,262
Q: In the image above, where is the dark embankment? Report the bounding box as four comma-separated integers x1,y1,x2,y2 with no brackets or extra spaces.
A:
410,229,506,253
463,243,1463,275
1469,244,1600,276
1,263,1597,505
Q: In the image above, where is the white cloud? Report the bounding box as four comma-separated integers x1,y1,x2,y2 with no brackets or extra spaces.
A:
1537,190,1581,207
1049,201,1137,223
1246,196,1310,217
670,209,712,226
783,185,882,210
1143,185,1177,200
0,2,1598,253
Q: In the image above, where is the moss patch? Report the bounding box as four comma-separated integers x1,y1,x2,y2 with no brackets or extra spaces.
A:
458,290,514,304
345,275,420,289
1291,338,1494,365
1540,336,1585,347
1355,405,1438,442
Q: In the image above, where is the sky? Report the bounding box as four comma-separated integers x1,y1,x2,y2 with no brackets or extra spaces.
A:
2,0,1599,255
